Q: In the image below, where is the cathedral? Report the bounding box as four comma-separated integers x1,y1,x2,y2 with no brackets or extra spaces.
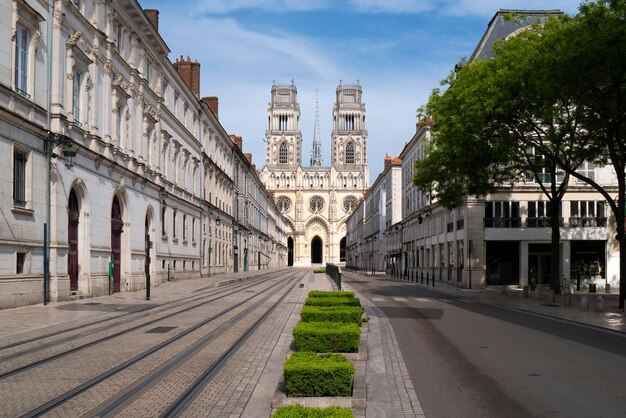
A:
261,81,369,266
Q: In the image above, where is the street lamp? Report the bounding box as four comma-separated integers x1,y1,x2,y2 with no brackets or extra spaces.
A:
44,132,77,305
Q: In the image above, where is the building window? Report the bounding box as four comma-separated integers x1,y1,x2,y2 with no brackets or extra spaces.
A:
570,201,606,227
576,161,595,182
13,150,27,208
161,206,167,237
484,201,520,227
192,218,196,242
279,115,288,130
345,142,355,164
173,209,177,238
146,60,152,84
70,0,81,8
527,201,562,227
72,71,82,126
16,252,26,274
116,106,123,145
279,143,288,164
115,24,123,52
15,24,30,97
183,214,187,241
345,114,354,130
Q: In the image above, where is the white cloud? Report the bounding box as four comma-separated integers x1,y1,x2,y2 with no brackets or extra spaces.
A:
349,0,433,14
441,0,581,17
191,0,580,17
193,0,331,14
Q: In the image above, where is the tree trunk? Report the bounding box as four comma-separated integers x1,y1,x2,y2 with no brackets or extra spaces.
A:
618,193,625,309
550,198,561,294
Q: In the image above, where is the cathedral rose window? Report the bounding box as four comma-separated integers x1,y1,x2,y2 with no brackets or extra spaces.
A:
309,196,324,214
277,196,291,213
343,195,357,213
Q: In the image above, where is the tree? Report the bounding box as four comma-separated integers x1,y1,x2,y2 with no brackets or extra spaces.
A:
539,0,626,307
414,10,601,294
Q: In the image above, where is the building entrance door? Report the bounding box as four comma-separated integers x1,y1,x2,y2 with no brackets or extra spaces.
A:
288,237,294,266
529,244,551,286
68,190,79,291
111,196,123,293
311,236,322,264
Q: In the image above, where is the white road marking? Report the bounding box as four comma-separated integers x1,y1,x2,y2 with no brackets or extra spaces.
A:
414,298,431,302
372,297,386,302
393,297,408,302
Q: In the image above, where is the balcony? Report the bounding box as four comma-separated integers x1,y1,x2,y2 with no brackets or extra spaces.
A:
484,217,521,228
526,217,564,228
568,217,607,227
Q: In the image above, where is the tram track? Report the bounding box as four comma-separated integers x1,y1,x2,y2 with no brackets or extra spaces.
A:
0,269,294,378
0,268,290,354
14,268,307,418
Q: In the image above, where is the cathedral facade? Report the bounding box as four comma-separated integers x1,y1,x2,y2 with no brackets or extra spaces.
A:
261,81,369,266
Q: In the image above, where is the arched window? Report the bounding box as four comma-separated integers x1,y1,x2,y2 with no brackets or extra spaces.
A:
345,142,355,164
279,143,288,164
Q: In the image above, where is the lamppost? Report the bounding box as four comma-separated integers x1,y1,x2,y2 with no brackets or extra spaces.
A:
44,132,77,305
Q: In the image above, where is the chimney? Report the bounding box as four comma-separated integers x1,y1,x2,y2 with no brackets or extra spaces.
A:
244,153,253,165
383,153,392,169
202,96,219,120
229,135,243,151
173,55,201,97
144,9,159,31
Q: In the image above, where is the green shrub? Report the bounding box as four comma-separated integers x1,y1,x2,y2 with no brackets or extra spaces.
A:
301,306,363,325
284,352,355,397
304,297,361,307
313,268,326,274
293,322,361,353
308,290,355,298
272,405,354,417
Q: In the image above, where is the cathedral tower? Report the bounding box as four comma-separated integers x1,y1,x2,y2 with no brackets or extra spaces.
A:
331,81,368,175
265,81,302,170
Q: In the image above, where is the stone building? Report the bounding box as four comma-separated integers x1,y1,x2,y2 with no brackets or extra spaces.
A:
0,0,286,309
345,9,620,291
345,154,402,274
261,81,369,265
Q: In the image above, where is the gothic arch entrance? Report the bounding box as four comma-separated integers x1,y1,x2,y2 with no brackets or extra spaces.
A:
68,189,79,291
311,236,323,264
340,236,346,263
111,196,123,293
288,236,294,266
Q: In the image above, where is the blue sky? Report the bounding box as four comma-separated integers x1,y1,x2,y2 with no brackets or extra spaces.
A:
139,0,582,183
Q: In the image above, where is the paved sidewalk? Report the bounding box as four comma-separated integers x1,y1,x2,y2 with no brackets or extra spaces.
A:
1,268,424,418
353,271,626,335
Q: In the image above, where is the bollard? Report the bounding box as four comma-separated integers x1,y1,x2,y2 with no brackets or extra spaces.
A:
421,273,424,284
426,273,429,286
534,286,541,300
564,293,571,306
595,295,604,312
580,295,589,310
522,286,529,298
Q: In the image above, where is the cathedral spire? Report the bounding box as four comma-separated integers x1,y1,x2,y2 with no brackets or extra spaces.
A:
310,90,322,167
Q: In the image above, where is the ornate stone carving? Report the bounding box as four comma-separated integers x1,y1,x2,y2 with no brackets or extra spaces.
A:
309,196,324,214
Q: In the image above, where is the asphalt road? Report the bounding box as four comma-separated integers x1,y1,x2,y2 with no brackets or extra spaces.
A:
344,275,626,418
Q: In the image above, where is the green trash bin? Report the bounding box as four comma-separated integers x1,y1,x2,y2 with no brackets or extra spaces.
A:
589,283,596,293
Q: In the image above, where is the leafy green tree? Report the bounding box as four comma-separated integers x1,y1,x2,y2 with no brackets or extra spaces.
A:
535,0,626,306
414,10,601,294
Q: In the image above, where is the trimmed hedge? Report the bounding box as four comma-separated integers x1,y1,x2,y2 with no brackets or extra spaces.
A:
308,290,355,298
300,306,363,325
284,352,355,397
304,297,362,307
293,321,361,353
272,405,354,417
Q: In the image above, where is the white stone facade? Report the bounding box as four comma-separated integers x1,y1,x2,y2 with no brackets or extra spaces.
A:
345,155,402,273
261,82,369,265
0,0,286,309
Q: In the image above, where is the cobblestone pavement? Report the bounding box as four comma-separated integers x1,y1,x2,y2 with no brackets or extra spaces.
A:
0,268,428,418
